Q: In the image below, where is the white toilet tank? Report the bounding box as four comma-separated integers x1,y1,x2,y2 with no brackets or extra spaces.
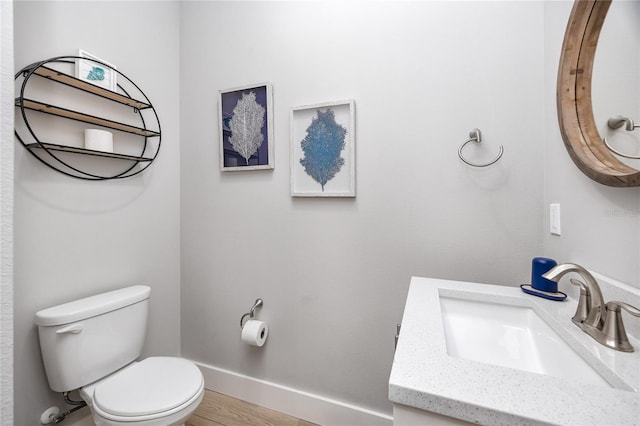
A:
35,285,151,393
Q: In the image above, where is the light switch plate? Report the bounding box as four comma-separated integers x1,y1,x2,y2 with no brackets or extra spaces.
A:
550,204,561,236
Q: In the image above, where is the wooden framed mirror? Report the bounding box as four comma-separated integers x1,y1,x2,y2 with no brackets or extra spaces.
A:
557,0,640,187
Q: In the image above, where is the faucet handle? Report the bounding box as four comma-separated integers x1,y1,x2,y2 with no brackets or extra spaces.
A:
600,301,640,352
569,279,590,325
609,301,640,316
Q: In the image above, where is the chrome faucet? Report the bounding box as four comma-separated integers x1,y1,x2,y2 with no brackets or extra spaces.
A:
542,263,640,352
542,263,605,329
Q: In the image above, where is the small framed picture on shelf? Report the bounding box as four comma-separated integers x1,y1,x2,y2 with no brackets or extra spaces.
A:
75,49,117,91
219,83,274,171
291,100,355,197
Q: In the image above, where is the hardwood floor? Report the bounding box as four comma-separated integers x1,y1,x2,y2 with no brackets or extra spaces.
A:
186,389,319,426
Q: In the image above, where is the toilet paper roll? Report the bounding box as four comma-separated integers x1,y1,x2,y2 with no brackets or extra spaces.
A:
241,320,268,347
84,129,113,153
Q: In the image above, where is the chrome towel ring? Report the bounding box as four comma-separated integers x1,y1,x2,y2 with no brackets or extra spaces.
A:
603,116,640,159
458,128,504,167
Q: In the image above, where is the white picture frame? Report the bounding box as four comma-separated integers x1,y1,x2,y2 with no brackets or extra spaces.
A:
218,83,274,171
75,49,117,92
291,100,355,197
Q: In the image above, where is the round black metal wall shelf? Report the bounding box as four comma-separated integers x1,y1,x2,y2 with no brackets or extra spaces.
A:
14,56,161,180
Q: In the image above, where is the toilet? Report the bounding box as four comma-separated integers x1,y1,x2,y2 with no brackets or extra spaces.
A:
35,285,204,426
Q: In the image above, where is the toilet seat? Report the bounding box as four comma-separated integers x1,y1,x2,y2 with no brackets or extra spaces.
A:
85,357,204,422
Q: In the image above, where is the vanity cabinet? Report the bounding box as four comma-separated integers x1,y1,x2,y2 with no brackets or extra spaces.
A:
14,56,161,180
390,276,639,426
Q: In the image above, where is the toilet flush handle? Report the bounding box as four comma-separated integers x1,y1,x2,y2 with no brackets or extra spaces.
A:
55,324,83,334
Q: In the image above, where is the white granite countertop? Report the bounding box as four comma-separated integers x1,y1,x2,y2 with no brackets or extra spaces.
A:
389,277,640,425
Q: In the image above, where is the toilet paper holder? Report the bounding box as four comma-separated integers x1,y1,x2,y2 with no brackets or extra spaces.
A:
240,299,263,329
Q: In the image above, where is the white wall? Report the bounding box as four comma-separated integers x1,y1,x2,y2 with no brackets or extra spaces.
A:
13,2,181,424
180,1,544,415
543,1,640,289
1,0,14,424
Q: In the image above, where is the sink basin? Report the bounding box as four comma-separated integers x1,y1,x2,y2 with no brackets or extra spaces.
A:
440,296,611,388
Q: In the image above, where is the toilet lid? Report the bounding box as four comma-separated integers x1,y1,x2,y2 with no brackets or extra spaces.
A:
93,357,203,417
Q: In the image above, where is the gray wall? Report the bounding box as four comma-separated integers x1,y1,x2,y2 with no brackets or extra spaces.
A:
13,2,181,424
180,1,544,415
11,1,640,424
543,1,640,289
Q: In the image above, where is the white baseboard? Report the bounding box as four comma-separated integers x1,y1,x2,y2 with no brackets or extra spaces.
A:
195,361,394,426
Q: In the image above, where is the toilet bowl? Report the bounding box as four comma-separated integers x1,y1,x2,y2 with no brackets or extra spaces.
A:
80,357,204,426
35,285,205,426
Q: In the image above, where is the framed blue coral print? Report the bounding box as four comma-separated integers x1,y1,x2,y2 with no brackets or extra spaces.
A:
291,100,355,197
219,83,274,171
